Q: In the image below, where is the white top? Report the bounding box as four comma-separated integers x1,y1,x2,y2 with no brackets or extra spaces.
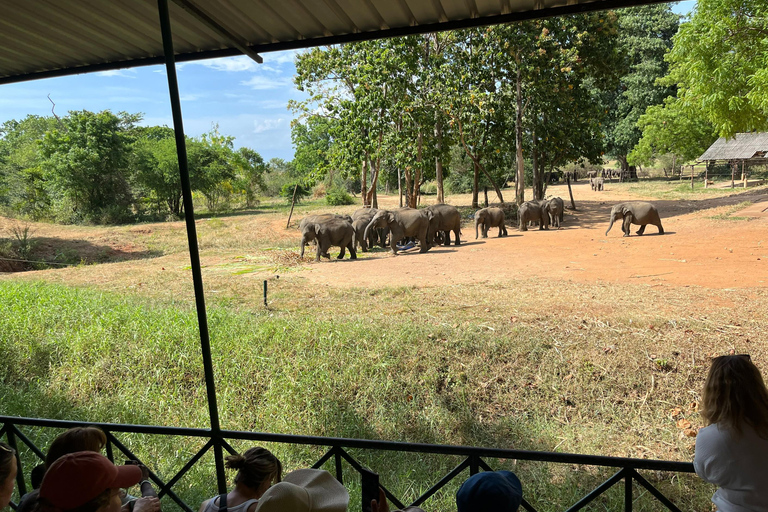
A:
694,423,768,512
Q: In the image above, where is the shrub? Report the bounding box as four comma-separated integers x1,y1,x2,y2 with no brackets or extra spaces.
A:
280,183,309,203
420,181,438,195
326,186,355,206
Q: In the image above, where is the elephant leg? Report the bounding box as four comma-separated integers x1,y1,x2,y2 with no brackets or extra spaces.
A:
337,243,346,259
656,222,664,234
348,242,357,260
636,224,646,236
453,227,461,246
483,225,489,238
622,216,632,236
443,230,451,246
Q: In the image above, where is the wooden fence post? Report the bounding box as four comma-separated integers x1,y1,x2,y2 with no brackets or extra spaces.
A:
286,184,299,229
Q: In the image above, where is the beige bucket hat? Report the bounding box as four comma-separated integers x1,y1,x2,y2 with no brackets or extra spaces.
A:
255,469,349,512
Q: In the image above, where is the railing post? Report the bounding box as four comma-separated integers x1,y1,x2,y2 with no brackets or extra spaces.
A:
624,468,633,512
334,447,343,484
105,432,114,462
157,0,226,495
469,455,480,475
6,426,26,496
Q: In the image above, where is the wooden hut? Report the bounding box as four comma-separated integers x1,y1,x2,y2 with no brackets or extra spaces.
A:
698,133,768,187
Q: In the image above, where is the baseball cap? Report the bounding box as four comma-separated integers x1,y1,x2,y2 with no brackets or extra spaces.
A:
40,452,142,510
255,469,348,512
456,470,523,512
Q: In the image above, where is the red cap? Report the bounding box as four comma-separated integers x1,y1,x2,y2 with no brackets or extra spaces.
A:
40,452,142,510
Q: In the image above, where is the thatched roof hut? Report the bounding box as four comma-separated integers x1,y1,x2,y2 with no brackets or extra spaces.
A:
699,133,768,163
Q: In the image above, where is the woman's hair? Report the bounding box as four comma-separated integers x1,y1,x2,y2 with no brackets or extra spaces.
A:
45,427,107,468
36,488,112,512
701,355,768,438
225,447,282,491
0,442,16,484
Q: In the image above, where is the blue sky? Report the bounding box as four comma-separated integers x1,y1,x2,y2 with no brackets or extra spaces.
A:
1,1,696,162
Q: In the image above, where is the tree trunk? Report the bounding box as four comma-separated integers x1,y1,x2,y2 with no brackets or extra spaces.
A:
472,161,480,208
366,157,380,209
617,155,628,183
404,166,413,208
361,155,369,206
515,66,525,205
435,120,445,204
410,130,423,208
398,167,403,207
532,131,543,200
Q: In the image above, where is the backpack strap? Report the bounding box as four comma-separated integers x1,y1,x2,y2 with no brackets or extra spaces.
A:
217,494,227,512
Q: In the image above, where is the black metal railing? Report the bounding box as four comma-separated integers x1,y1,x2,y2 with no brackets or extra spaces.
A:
2,415,694,512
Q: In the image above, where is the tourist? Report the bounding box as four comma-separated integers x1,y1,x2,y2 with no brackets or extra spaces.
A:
456,470,523,512
694,354,768,511
36,452,142,512
0,442,16,510
254,469,347,512
199,447,281,512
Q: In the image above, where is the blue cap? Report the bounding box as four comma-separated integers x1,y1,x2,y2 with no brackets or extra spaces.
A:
456,471,523,512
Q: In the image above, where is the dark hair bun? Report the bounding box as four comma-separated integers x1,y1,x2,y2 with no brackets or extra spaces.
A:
224,454,246,470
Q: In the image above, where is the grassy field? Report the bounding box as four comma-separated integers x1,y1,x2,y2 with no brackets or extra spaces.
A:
2,180,767,511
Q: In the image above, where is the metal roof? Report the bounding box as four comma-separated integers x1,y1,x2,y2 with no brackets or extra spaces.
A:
1,0,666,85
699,133,768,162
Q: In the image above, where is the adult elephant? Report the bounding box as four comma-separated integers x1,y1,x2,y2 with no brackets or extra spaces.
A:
364,207,432,255
474,207,507,238
518,201,549,231
300,216,357,261
544,198,564,229
299,213,352,258
426,203,461,246
605,202,664,237
352,208,388,249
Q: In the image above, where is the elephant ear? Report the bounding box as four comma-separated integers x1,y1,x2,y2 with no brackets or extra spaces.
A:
426,210,434,220
313,223,322,235
387,212,395,224
621,205,632,216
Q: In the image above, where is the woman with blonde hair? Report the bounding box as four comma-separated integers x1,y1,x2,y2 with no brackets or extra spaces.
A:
199,448,281,512
694,354,768,511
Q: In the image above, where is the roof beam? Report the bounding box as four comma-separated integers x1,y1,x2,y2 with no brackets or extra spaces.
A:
169,0,263,63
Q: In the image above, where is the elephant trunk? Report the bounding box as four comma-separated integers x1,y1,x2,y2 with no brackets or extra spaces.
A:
475,217,480,239
363,218,377,243
605,214,617,236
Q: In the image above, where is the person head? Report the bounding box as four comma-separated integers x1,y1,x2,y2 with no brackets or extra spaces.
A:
701,354,768,438
225,447,282,496
38,452,141,512
254,469,348,512
45,428,107,469
456,470,523,512
0,442,17,509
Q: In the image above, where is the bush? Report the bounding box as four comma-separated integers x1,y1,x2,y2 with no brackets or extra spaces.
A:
280,183,309,203
420,181,438,195
326,186,355,206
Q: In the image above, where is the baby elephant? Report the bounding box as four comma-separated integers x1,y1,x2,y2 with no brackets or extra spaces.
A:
474,207,507,238
605,202,664,237
518,201,549,231
301,216,357,261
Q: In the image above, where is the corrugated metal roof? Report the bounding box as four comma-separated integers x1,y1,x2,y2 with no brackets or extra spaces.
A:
1,0,665,84
699,133,768,161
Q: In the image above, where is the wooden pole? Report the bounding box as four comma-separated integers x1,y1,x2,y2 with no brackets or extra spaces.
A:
705,164,708,187
691,165,694,190
484,187,489,207
743,160,747,188
286,184,299,229
566,174,576,210
731,162,735,188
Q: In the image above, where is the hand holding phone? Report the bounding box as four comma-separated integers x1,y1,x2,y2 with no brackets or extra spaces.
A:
360,467,379,512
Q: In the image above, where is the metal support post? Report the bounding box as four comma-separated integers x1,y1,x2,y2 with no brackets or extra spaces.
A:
157,0,226,495
624,469,633,512
6,427,26,496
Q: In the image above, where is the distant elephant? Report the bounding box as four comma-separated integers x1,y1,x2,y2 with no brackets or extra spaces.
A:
605,202,664,237
587,170,598,179
352,208,388,248
364,207,432,255
426,203,461,246
474,207,507,238
544,198,564,229
518,201,549,231
594,177,604,191
300,216,357,261
299,213,353,258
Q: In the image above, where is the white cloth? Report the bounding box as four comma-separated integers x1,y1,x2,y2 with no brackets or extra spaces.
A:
201,496,259,512
694,423,768,512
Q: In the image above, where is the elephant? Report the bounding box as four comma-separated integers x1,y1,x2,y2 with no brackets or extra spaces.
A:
591,177,604,191
364,207,433,255
544,198,564,229
518,201,549,231
300,216,357,261
474,207,507,238
352,208,388,248
605,202,664,237
299,214,352,258
426,203,461,246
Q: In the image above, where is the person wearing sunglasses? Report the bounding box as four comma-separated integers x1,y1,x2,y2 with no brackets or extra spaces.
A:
0,442,17,510
694,354,768,512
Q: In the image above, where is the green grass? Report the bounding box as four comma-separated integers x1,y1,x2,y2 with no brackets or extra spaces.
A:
708,201,755,221
0,280,731,511
623,179,768,200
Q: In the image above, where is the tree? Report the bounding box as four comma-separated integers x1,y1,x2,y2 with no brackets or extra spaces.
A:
602,5,680,178
40,110,140,223
666,0,768,136
233,147,267,208
628,96,717,168
291,115,334,183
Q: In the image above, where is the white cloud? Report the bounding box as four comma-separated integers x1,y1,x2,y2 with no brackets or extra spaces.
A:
194,55,260,72
253,118,286,133
97,69,137,78
240,75,293,90
181,93,204,101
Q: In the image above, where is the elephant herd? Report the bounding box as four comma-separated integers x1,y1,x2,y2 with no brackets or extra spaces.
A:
298,200,664,261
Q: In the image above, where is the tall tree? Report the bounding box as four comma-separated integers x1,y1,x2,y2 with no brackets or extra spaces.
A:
666,0,768,136
603,5,680,178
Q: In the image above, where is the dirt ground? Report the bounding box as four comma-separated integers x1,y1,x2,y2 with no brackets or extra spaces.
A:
2,181,768,291
300,182,768,290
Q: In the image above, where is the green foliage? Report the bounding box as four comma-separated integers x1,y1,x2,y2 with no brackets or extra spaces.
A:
666,0,768,136
280,182,309,203
325,186,354,206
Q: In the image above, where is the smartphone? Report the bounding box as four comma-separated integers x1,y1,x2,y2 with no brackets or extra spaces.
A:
360,467,379,512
